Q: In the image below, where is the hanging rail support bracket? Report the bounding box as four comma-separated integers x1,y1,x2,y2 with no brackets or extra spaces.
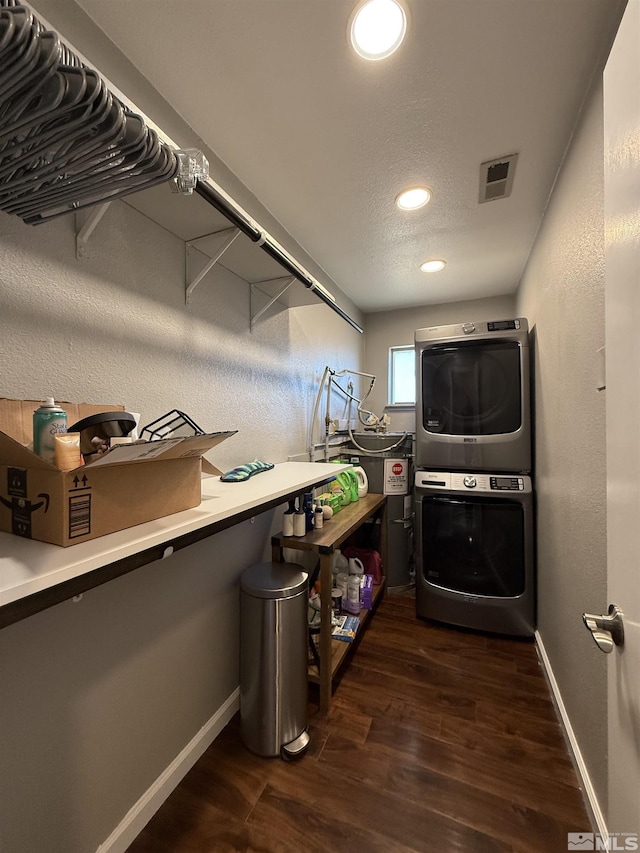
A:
185,226,241,304
250,276,296,331
75,203,112,259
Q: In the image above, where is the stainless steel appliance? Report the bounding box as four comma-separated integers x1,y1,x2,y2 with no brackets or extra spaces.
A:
240,562,310,759
415,470,535,636
342,433,414,590
415,318,531,473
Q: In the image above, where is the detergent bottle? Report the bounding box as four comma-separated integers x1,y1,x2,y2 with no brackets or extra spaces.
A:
335,471,352,506
346,469,360,502
348,556,365,578
352,466,369,497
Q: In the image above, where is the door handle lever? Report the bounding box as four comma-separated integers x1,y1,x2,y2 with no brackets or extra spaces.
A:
582,604,624,653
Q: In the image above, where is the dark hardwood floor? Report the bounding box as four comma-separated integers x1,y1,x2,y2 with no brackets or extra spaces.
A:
127,592,591,852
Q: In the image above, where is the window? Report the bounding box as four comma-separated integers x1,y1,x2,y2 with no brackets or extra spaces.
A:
388,345,415,405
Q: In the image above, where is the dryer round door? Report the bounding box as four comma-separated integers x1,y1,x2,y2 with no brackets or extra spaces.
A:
420,495,527,597
421,340,522,436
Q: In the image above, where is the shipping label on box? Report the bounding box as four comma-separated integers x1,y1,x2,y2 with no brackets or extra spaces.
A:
66,469,94,540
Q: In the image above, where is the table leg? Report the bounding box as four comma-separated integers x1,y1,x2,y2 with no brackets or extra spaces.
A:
319,552,333,714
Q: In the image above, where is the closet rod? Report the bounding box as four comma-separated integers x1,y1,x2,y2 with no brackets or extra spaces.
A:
20,0,363,335
15,0,364,334
194,180,364,334
195,179,261,242
260,240,364,333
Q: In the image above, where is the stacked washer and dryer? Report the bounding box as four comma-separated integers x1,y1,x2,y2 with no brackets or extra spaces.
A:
413,319,535,636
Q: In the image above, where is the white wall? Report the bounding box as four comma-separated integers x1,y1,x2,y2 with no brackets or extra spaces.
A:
0,202,362,468
0,2,618,846
516,78,608,809
603,0,640,831
0,6,366,847
363,72,610,818
363,295,516,433
0,199,362,853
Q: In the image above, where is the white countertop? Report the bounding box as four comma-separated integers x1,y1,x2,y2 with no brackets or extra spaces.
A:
0,461,349,608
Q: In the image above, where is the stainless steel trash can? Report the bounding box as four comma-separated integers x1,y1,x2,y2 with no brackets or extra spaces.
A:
240,561,310,760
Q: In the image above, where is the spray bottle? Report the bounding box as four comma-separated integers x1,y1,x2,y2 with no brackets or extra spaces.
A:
282,500,296,536
33,398,67,464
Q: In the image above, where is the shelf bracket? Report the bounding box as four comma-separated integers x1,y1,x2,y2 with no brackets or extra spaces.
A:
250,276,296,331
185,226,241,304
75,202,111,258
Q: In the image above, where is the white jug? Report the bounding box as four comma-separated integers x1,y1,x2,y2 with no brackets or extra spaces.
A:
345,574,362,614
348,556,364,576
335,572,349,599
352,466,369,497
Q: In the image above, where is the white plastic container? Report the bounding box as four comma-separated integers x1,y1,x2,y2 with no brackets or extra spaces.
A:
335,572,349,600
348,556,365,576
293,508,306,537
332,548,349,577
345,575,361,614
283,514,295,536
352,466,369,497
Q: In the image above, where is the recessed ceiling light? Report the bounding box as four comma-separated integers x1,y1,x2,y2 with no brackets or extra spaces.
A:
396,187,431,210
350,0,407,61
420,259,446,273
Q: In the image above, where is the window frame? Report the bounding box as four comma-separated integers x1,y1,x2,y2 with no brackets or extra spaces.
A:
388,344,416,407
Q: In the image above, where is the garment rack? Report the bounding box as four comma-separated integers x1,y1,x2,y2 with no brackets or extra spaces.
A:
12,0,364,335
194,182,363,333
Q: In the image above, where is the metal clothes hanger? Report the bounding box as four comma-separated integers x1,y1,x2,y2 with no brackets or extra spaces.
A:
0,1,178,224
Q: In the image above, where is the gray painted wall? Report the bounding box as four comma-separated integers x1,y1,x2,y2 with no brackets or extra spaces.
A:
0,199,362,852
516,79,608,807
0,3,615,847
0,7,365,848
363,75,609,815
363,295,517,433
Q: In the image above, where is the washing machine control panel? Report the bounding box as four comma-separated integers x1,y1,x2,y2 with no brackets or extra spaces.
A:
415,472,530,493
489,476,525,491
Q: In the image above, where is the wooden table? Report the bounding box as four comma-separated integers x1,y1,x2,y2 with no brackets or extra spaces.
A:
271,492,387,713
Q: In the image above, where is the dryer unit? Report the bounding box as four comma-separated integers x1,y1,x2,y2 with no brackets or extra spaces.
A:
415,318,531,473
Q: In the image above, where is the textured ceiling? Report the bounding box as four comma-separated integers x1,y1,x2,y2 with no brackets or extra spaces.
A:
69,0,621,313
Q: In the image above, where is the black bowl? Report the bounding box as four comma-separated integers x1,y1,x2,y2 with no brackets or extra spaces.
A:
68,411,137,456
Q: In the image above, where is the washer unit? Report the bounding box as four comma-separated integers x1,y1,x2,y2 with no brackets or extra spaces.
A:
415,318,531,473
415,470,535,637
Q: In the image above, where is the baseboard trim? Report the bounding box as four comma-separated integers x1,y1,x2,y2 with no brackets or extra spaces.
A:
535,630,608,840
96,688,240,853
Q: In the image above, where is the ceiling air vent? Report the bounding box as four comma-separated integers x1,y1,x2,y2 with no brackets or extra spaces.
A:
479,153,518,203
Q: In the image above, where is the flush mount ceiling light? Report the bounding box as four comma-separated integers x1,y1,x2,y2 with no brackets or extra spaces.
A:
396,186,431,210
350,0,408,61
420,259,446,273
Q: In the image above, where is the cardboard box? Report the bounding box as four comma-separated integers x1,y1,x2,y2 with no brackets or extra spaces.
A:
0,399,236,546
361,574,374,610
